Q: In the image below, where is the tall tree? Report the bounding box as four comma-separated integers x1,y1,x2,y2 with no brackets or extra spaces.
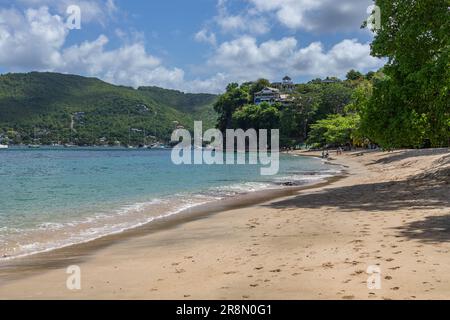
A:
362,0,450,148
248,78,271,102
346,69,364,81
213,83,250,132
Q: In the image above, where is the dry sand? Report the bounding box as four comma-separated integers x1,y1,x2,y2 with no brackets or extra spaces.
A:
0,149,449,300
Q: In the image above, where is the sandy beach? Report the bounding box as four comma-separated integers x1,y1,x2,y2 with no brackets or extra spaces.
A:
0,148,449,300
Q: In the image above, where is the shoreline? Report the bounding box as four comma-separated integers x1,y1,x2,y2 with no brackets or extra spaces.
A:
0,171,345,283
0,151,336,263
0,148,448,299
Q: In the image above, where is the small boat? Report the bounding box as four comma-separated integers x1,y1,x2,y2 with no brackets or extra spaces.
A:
64,144,77,148
149,143,167,149
28,144,41,149
0,144,8,149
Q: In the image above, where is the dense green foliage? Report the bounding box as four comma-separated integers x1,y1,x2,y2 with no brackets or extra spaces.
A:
137,86,217,125
233,102,281,130
361,0,449,148
307,114,361,148
3,2,448,150
214,0,449,150
213,77,365,148
0,72,217,146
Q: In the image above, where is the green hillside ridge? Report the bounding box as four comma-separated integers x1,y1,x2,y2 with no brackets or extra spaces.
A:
0,72,218,146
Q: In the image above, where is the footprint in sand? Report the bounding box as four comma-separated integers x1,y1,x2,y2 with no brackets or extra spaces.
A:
322,262,334,269
342,295,355,300
389,266,400,270
343,279,351,284
353,270,365,275
345,260,362,266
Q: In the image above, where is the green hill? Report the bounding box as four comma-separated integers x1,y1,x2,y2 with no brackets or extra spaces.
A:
137,86,217,123
0,72,218,146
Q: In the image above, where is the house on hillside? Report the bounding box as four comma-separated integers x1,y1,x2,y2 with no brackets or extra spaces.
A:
271,75,296,92
322,78,339,84
254,87,293,106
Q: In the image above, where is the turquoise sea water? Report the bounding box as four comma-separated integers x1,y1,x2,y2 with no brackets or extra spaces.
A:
0,147,338,259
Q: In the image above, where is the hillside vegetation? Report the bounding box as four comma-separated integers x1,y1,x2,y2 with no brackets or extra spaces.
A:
0,72,217,146
213,1,449,150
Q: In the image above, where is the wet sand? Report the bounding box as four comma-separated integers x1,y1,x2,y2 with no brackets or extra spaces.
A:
0,149,449,300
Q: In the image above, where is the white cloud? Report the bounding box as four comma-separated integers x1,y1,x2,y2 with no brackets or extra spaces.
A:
206,36,384,82
16,0,117,24
194,28,217,46
291,39,384,77
0,7,67,69
0,6,185,90
0,3,383,94
216,13,269,35
248,0,372,32
209,36,296,79
183,73,230,94
60,36,185,89
214,0,270,36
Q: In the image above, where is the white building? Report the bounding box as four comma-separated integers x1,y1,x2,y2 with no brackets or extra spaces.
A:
254,87,294,106
254,87,282,105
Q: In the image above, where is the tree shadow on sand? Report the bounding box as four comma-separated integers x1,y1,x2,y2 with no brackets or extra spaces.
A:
265,178,450,243
265,179,448,213
368,148,449,165
395,214,450,244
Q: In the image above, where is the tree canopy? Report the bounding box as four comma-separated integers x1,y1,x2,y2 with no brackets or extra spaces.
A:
361,0,450,148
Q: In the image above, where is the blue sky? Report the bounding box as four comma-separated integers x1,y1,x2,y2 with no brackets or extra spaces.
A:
0,0,384,92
